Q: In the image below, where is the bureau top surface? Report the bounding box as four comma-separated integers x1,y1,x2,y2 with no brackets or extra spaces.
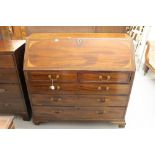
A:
24,33,135,71
0,40,25,53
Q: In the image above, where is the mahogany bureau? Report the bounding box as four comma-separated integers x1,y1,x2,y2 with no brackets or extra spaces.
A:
24,33,135,127
0,40,31,120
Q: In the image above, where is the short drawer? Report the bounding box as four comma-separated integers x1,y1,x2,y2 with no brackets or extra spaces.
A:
29,83,130,95
0,69,18,83
79,72,131,83
78,84,130,95
33,106,125,120
28,71,77,83
31,94,128,107
0,55,15,68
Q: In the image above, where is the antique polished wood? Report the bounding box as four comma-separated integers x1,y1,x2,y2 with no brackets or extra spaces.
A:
0,40,31,120
31,95,128,107
0,116,15,129
24,33,135,127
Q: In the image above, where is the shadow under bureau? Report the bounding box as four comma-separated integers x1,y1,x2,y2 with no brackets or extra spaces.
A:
0,40,31,120
24,33,135,127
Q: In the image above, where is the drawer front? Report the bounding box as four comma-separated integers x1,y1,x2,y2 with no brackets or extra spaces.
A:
0,97,25,113
31,94,128,107
0,84,22,97
33,106,125,120
28,71,77,83
78,84,130,95
0,69,18,83
29,83,130,95
79,72,130,83
0,55,15,68
0,84,25,113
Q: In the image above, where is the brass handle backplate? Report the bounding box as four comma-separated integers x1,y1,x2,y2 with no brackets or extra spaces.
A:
96,111,107,114
97,98,106,102
50,97,62,101
97,86,109,91
99,75,111,81
48,74,60,90
0,88,6,93
48,74,60,81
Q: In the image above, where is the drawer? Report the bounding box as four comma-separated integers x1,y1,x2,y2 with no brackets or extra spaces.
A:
78,84,130,95
79,72,130,83
28,71,77,83
0,69,18,83
29,83,130,95
33,106,125,120
31,94,128,107
0,55,15,68
0,97,25,113
0,84,22,97
0,84,25,113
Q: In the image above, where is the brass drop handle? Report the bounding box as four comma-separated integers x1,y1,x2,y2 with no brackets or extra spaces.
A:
97,98,106,102
48,74,60,80
97,86,109,91
49,85,60,91
99,75,111,81
50,97,62,101
96,111,107,114
48,74,60,90
106,86,109,91
0,88,6,93
97,86,102,90
56,86,61,90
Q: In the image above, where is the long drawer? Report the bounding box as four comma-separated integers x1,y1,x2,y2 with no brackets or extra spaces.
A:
29,83,130,95
33,106,125,120
0,69,18,83
31,94,128,107
0,55,15,68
